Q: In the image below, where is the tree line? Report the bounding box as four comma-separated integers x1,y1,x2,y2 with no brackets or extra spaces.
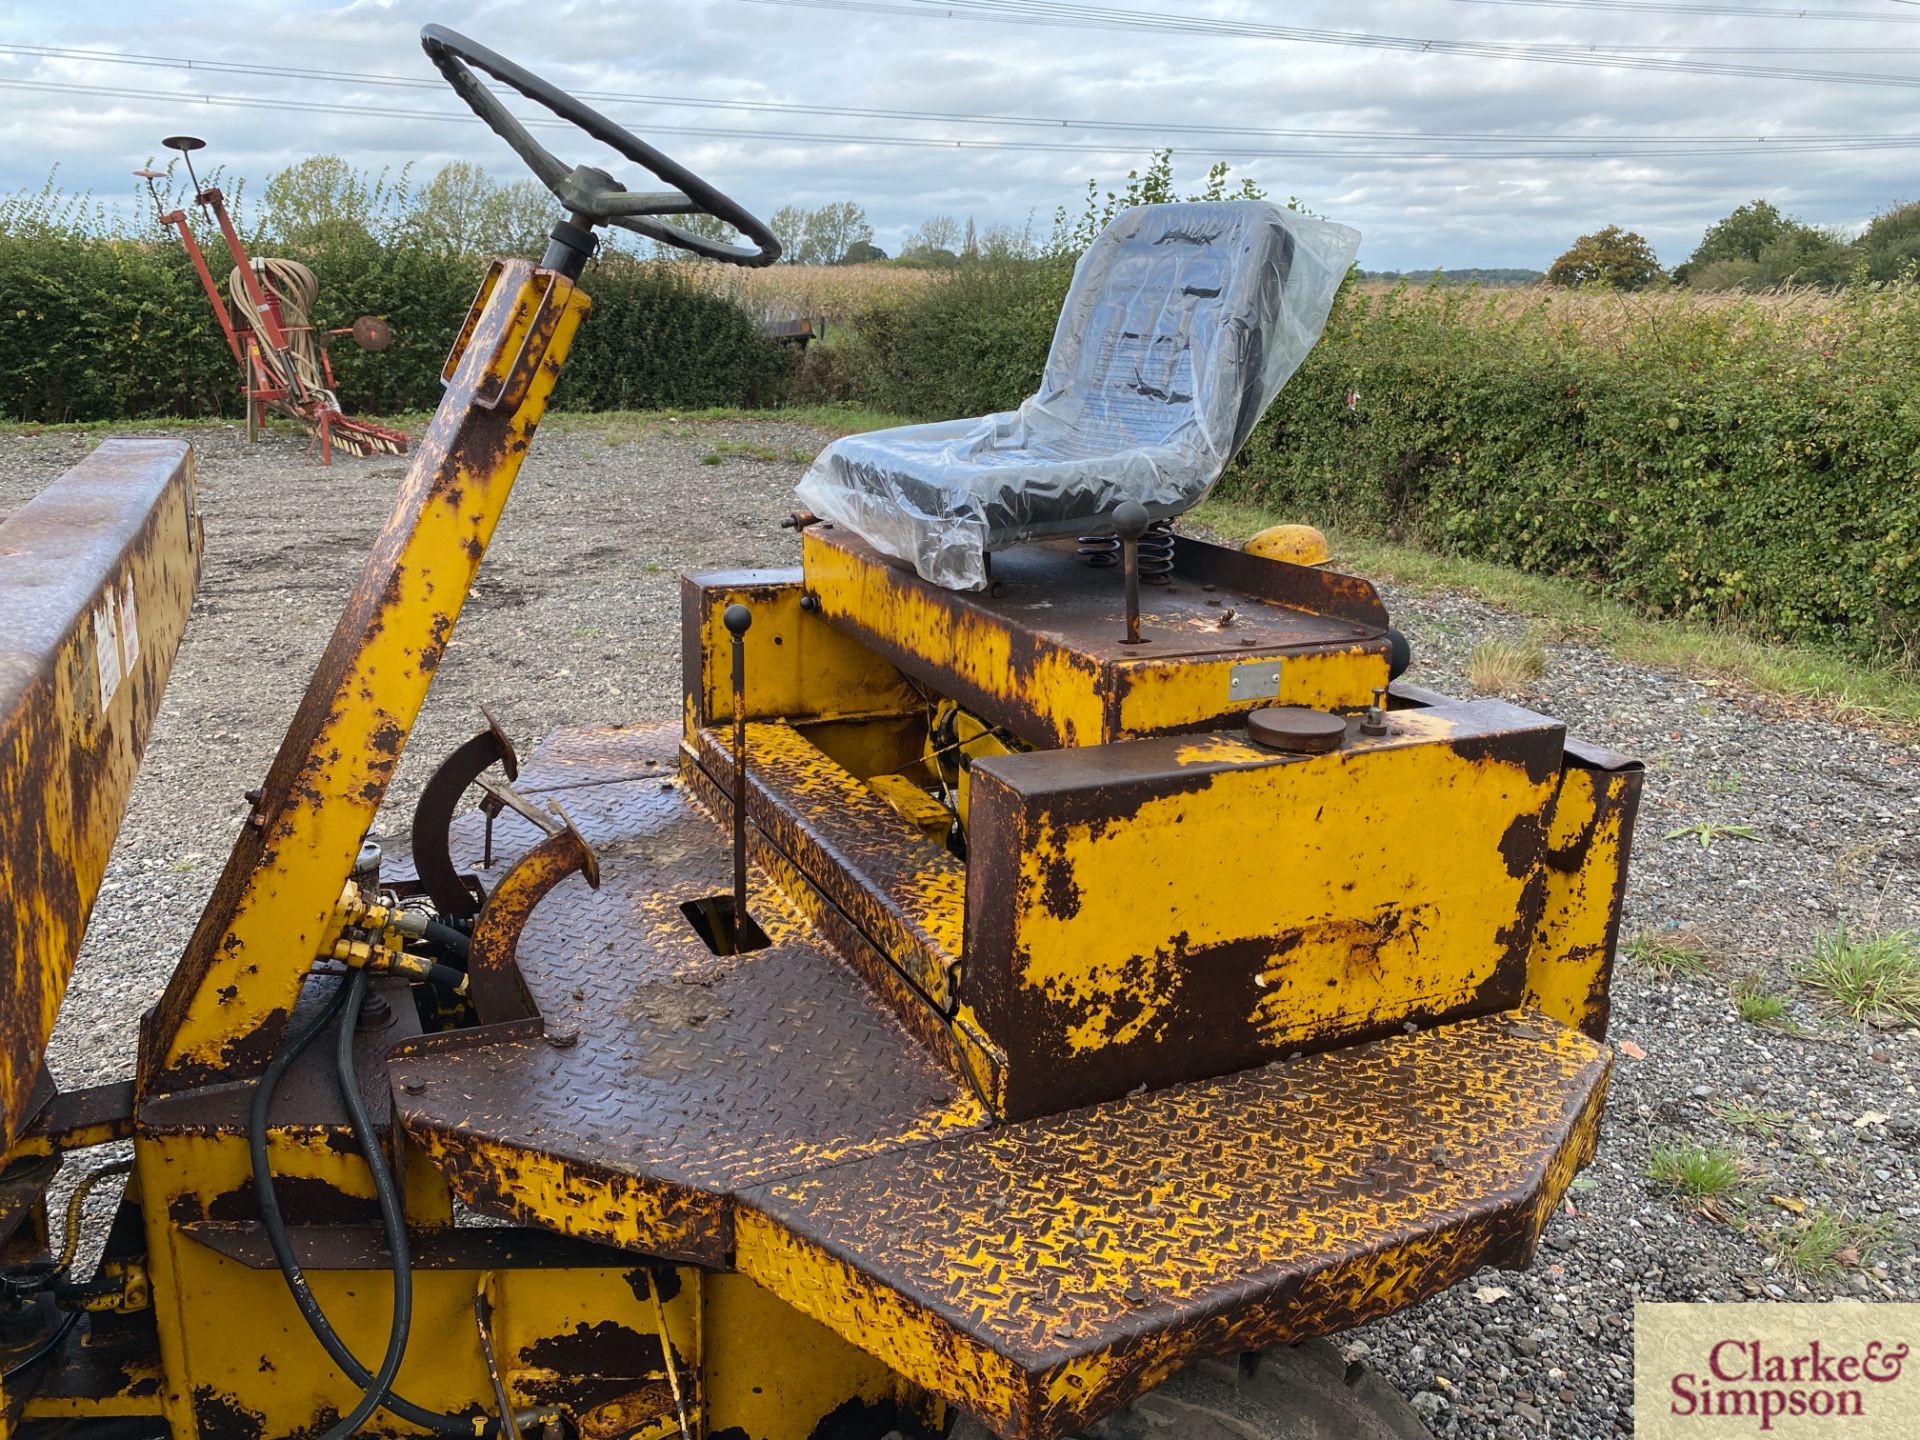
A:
1545,198,1920,292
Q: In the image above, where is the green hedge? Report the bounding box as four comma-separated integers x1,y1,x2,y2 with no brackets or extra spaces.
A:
1232,284,1920,662
0,231,790,421
835,258,1069,417
836,267,1920,663
9,201,1917,663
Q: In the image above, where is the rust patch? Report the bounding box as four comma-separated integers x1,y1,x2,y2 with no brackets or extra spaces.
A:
735,1012,1612,1440
467,822,599,1024
519,1318,665,1378
192,1386,267,1440
1499,810,1549,879
1038,853,1081,922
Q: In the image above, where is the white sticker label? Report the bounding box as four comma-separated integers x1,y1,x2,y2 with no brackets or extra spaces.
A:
93,600,122,711
119,576,140,670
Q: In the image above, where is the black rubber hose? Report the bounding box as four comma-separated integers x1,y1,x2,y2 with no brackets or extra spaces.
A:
248,975,472,1436
421,919,471,962
322,969,412,1440
1,1309,79,1384
422,961,470,993
250,972,556,1438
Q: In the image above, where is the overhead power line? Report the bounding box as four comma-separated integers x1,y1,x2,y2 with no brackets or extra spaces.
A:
733,0,1920,88
1432,0,1920,20
3,42,1918,151
5,75,1920,161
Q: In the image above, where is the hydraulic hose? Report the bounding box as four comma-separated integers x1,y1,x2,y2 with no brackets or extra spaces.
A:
248,975,470,1435
1,1309,79,1384
249,970,555,1439
421,919,472,963
323,969,412,1440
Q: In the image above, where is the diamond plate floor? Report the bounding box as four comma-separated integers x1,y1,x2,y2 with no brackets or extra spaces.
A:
391,725,1611,1440
732,1008,1610,1439
389,723,989,1265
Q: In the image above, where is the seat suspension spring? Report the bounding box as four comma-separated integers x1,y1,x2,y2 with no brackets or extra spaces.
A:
1078,519,1176,584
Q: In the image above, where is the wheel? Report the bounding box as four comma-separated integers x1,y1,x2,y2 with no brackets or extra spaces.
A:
950,1342,1435,1440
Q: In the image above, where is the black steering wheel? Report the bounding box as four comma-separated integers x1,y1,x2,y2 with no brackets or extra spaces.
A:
420,25,780,268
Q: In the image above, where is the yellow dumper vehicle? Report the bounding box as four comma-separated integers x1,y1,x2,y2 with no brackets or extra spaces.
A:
0,26,1640,1440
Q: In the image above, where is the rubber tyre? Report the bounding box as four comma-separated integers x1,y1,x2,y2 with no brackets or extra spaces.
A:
951,1341,1434,1440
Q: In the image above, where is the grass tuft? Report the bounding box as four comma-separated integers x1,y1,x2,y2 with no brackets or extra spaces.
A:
1664,821,1759,849
1465,636,1547,694
1624,930,1717,980
1710,1101,1793,1138
1797,929,1920,1026
1647,1141,1745,1202
1767,1209,1895,1283
1732,977,1793,1027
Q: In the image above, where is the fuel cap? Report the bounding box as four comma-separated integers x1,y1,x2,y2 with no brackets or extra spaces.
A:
1246,706,1347,754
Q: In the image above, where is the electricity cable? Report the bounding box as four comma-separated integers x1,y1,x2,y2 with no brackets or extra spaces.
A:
740,0,1920,89
2,43,1917,146
6,77,1920,162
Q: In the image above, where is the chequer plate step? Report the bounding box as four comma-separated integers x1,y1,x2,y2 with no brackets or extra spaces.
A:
733,1008,1611,1440
690,721,964,1008
390,724,988,1266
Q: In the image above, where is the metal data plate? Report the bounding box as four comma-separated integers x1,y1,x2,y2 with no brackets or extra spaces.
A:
1226,658,1283,700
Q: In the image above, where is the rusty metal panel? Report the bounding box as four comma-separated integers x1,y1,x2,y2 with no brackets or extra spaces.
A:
801,526,1392,749
963,700,1567,1120
145,259,591,1099
702,1271,944,1440
1524,741,1644,1039
13,1079,137,1159
680,569,917,731
389,724,986,1264
734,1009,1611,1440
675,735,1005,1108
142,1217,693,1440
0,436,200,1151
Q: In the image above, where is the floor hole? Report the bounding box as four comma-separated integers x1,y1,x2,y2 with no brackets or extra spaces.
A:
680,895,769,956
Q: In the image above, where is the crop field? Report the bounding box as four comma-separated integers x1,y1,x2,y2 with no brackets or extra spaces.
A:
665,259,1861,338
667,258,942,323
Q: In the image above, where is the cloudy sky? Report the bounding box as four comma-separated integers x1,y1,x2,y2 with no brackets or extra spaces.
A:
2,0,1915,271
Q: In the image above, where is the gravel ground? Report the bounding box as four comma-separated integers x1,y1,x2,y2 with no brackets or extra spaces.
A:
5,417,1918,1440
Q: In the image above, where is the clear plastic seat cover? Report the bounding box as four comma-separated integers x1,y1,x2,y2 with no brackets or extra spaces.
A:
796,200,1361,590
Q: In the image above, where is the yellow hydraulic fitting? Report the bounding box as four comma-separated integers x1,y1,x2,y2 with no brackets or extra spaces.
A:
1243,523,1332,567
379,949,470,999
326,935,392,970
329,881,434,956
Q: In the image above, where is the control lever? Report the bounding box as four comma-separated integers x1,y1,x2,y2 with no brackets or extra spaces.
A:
724,603,754,948
1112,501,1151,646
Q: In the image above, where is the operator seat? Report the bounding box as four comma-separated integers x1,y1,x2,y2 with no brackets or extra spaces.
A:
796,199,1360,590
